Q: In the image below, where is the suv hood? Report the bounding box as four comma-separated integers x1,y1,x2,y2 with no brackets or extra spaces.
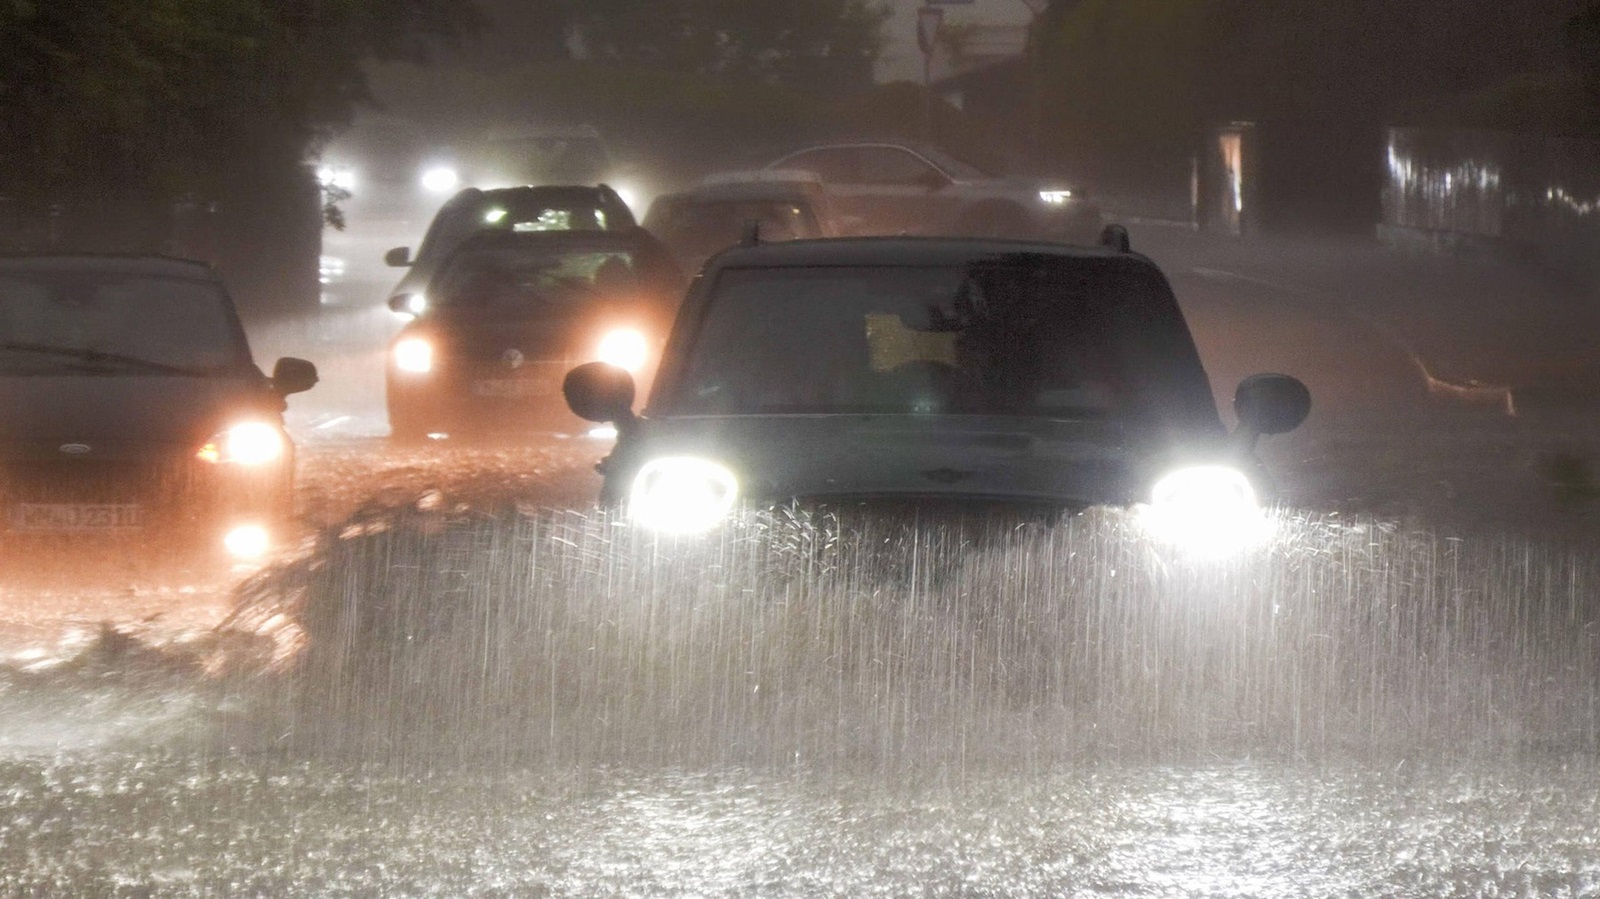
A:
0,375,276,457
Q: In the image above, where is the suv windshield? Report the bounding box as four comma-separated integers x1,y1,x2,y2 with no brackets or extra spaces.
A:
0,273,250,375
664,257,1216,424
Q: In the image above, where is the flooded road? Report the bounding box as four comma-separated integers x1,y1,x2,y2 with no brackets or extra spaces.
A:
3,228,1600,895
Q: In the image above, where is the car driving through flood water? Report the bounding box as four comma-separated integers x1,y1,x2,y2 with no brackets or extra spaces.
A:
0,255,318,569
387,228,684,441
564,233,1310,550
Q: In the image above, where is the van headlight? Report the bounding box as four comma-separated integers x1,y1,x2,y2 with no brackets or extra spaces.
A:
1141,465,1267,554
629,457,739,534
596,327,649,373
197,422,285,466
392,337,434,373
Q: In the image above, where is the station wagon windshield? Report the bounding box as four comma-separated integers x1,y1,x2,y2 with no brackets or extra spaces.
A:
433,243,648,314
0,274,249,375
666,258,1215,422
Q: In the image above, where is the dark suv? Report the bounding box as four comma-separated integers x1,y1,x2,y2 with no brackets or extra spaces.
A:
563,234,1309,552
0,256,318,568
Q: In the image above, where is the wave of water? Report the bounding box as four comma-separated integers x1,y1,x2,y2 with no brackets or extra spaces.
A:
202,501,1600,772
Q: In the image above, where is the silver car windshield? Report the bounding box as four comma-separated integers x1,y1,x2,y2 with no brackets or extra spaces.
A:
665,259,1215,423
0,274,249,375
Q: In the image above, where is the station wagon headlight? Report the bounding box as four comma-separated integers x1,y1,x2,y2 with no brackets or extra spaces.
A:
596,327,649,373
392,337,434,373
197,422,284,466
1142,465,1266,554
629,457,739,534
1038,189,1074,205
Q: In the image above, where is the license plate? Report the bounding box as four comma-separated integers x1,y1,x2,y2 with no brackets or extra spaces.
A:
471,379,550,398
9,503,144,532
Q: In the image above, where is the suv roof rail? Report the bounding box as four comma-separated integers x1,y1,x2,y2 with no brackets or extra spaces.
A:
702,169,823,188
1099,224,1131,253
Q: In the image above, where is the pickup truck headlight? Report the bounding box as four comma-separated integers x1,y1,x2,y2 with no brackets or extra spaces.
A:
1141,465,1266,554
197,422,285,466
629,457,739,534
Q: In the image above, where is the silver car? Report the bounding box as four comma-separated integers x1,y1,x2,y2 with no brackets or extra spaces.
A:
766,141,1103,243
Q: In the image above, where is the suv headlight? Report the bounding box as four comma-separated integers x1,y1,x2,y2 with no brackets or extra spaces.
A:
1141,465,1266,554
629,457,739,534
197,422,285,466
392,337,434,373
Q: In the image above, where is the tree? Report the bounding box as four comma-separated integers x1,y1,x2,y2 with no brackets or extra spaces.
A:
563,0,889,97
0,0,476,228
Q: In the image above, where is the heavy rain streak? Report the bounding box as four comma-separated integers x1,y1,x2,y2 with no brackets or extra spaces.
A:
4,0,1600,895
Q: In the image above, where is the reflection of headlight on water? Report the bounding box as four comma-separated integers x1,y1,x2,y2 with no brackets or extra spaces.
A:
420,166,460,194
1140,465,1268,555
596,327,649,373
629,457,739,534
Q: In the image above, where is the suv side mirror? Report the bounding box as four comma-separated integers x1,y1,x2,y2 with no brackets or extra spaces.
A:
272,357,319,395
384,246,412,267
564,361,637,424
1234,373,1310,443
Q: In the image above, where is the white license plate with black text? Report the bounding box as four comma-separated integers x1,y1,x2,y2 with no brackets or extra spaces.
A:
8,503,144,532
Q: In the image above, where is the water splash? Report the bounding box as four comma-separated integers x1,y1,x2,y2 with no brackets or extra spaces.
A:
220,500,1600,772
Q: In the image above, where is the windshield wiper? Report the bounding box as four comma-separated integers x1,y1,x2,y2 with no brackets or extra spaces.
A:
0,341,204,375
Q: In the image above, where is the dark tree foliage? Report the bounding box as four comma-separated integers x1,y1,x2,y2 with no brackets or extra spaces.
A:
1032,0,1590,177
0,0,476,216
562,0,888,96
1567,1,1600,129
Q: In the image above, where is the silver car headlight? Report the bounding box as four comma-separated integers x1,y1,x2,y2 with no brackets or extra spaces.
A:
629,457,739,534
196,422,285,466
1141,465,1267,554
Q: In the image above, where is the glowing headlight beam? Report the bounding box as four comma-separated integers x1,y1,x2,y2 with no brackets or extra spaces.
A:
420,166,460,194
392,337,434,373
629,457,739,534
596,328,649,373
1038,189,1073,205
223,524,271,560
1141,464,1267,555
197,422,285,466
